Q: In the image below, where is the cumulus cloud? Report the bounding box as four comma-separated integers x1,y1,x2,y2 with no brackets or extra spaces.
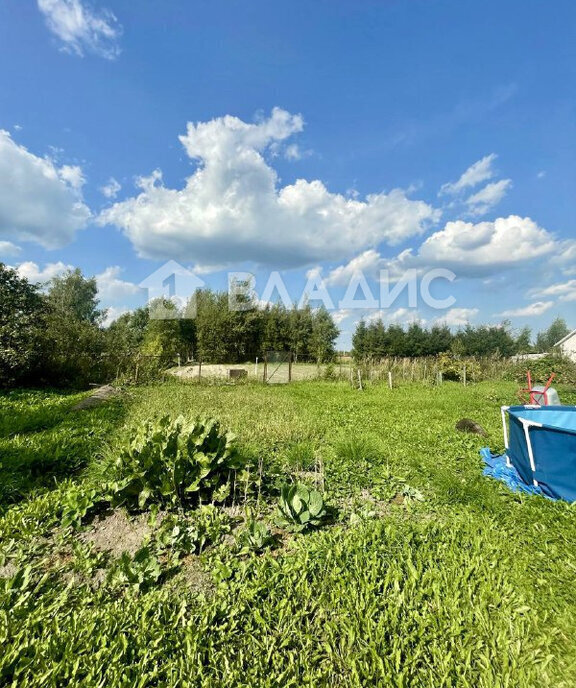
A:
37,0,122,59
100,177,121,199
440,154,497,196
99,108,440,269
465,179,512,216
434,307,479,327
0,131,91,248
15,261,74,284
0,241,21,256
325,249,383,286
95,266,142,301
391,215,558,277
499,301,554,317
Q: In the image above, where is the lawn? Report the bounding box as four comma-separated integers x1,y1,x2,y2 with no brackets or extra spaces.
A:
1,380,576,687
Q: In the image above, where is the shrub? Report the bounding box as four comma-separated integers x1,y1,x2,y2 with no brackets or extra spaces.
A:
438,353,483,382
109,416,245,509
506,355,576,386
276,483,328,532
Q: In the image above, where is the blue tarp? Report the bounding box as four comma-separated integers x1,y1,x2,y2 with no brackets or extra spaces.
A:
480,447,552,499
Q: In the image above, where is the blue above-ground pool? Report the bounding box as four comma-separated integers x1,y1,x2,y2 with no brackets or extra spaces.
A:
501,405,576,502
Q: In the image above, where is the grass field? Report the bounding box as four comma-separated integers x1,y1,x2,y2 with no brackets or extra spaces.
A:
1,380,576,686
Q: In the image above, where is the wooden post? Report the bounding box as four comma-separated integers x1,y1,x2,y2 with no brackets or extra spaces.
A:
288,353,292,382
177,353,181,367
198,360,202,379
463,365,467,386
254,357,258,378
388,371,393,389
357,369,363,391
263,358,267,383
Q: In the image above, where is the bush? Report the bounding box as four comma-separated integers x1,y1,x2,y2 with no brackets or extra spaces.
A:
506,355,576,386
437,353,483,382
109,416,245,509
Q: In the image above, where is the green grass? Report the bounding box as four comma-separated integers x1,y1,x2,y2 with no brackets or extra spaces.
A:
1,380,576,686
0,389,126,508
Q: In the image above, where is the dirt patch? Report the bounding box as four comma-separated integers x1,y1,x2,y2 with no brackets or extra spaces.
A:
171,556,215,597
0,560,17,579
72,385,120,411
79,510,151,557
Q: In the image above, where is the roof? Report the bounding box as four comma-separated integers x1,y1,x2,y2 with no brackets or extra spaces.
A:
555,329,576,347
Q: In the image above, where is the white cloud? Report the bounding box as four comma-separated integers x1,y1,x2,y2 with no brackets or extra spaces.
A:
102,305,130,327
15,261,73,284
325,249,383,286
95,266,142,302
532,279,576,302
0,241,21,256
434,307,479,327
58,164,85,189
331,308,354,325
100,177,121,199
465,179,512,216
99,108,440,269
37,0,122,59
440,154,497,196
284,144,302,161
499,301,554,317
0,130,91,248
364,308,426,326
392,215,558,277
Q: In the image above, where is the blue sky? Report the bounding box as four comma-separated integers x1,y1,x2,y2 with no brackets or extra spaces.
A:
0,0,574,348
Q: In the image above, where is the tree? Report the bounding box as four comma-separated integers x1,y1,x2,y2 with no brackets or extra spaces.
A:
514,326,533,354
40,269,106,387
0,264,45,386
309,307,339,364
47,268,103,325
352,320,368,361
535,318,571,353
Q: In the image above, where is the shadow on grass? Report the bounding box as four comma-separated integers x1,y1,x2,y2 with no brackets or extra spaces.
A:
0,396,127,510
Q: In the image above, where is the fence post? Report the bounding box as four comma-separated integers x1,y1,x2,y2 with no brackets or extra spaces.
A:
462,365,467,386
198,360,202,379
357,369,363,391
288,354,292,382
388,371,393,389
254,357,258,379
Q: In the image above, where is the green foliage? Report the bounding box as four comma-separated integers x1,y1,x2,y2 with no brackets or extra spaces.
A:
107,545,162,591
109,415,245,509
276,483,328,532
535,317,570,353
60,486,103,529
335,435,379,464
506,355,576,386
237,514,275,552
352,318,521,360
0,264,45,387
438,352,483,382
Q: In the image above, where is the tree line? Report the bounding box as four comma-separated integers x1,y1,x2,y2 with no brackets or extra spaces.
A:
0,264,339,388
352,317,571,360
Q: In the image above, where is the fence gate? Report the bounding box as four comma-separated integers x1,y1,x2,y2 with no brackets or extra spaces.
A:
263,351,292,384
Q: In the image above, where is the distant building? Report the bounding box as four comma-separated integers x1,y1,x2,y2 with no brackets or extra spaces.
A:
555,329,576,362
